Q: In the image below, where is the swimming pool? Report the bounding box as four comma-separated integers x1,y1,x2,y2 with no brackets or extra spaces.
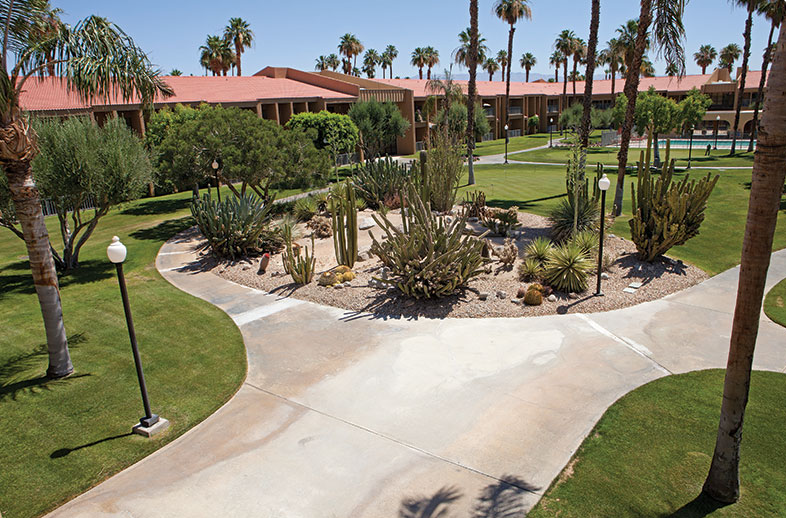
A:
649,139,756,149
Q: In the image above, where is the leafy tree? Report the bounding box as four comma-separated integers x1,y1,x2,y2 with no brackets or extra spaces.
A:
678,88,712,133
348,99,410,159
435,102,489,143
561,102,613,132
31,117,152,270
0,8,172,378
224,17,253,76
633,87,680,167
146,104,202,192
286,111,359,178
527,114,540,134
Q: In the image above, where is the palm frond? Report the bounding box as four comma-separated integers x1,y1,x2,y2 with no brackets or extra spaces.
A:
651,0,688,76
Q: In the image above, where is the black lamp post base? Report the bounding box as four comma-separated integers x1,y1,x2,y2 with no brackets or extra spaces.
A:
132,416,170,438
140,414,160,428
594,292,605,297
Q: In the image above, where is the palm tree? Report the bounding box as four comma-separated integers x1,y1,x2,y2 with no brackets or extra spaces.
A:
640,56,656,76
665,62,679,76
338,33,363,75
703,22,786,504
224,17,253,76
170,68,182,76
424,46,440,80
315,55,329,71
483,57,500,80
25,0,62,77
494,0,533,131
549,50,564,82
467,0,480,186
0,9,173,378
616,19,643,73
579,0,600,148
426,68,464,112
748,0,785,151
384,44,398,78
497,49,509,81
200,35,233,76
555,30,576,112
601,38,625,95
326,53,340,72
571,37,587,95
612,0,688,217
380,53,392,79
719,43,742,73
520,52,536,82
730,0,759,155
362,49,380,78
454,28,488,68
411,47,427,79
694,44,717,74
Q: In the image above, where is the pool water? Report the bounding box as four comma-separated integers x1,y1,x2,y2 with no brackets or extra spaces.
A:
667,139,756,149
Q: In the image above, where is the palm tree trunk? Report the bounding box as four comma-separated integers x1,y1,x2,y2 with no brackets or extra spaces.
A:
613,0,652,216
419,67,423,80
235,41,242,76
526,68,530,82
572,58,578,95
702,64,707,74
4,154,73,378
748,19,775,153
505,25,515,133
731,4,754,155
467,0,479,185
703,23,786,503
579,0,600,149
554,66,558,82
502,65,505,83
611,63,617,96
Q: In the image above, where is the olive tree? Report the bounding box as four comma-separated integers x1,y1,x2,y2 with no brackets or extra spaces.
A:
286,111,359,179
348,99,410,158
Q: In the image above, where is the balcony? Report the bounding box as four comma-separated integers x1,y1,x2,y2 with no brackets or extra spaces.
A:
508,106,523,115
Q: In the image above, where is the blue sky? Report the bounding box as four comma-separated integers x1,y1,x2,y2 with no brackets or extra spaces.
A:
58,0,771,78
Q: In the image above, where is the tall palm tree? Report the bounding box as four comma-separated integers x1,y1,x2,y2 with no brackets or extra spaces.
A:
467,0,480,186
748,0,785,151
362,49,380,78
694,44,717,74
424,46,440,79
555,30,576,112
549,50,564,82
0,9,173,378
411,47,427,79
616,19,643,73
579,0,600,149
224,17,253,76
520,52,536,82
170,68,182,76
612,0,688,217
26,0,62,77
719,43,742,72
571,37,587,95
384,44,398,78
730,0,759,155
326,53,340,72
454,28,488,68
602,37,625,95
497,49,509,81
494,0,533,131
315,55,329,71
483,57,500,80
640,56,656,76
703,21,786,504
338,33,362,75
380,52,392,78
200,35,233,76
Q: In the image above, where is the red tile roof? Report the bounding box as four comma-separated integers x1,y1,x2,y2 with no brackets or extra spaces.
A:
18,76,356,112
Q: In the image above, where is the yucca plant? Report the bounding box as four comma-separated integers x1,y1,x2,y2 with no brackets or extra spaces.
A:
369,182,487,299
524,237,554,264
352,156,412,209
549,196,600,243
543,242,593,293
294,196,318,221
191,193,274,259
569,229,599,256
313,190,331,213
518,257,544,282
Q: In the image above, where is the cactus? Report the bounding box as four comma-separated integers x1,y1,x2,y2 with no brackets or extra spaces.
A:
462,190,487,218
282,234,316,285
629,136,719,262
523,289,543,306
329,180,358,268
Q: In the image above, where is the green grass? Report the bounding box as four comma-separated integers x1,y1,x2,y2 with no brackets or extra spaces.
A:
472,132,551,156
528,369,786,518
511,144,755,169
458,163,786,275
0,186,284,518
764,278,786,327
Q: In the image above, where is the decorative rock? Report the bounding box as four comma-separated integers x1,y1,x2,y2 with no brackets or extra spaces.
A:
496,290,508,299
622,287,637,294
600,272,609,280
547,294,557,303
334,283,344,289
343,281,351,287
511,298,522,305
478,292,490,301
568,292,580,300
628,281,643,289
608,233,616,238
358,217,376,230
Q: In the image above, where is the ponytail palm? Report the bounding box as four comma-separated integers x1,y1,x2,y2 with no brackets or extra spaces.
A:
0,5,173,378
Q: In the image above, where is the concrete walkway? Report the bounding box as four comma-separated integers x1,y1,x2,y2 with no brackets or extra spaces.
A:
47,238,786,518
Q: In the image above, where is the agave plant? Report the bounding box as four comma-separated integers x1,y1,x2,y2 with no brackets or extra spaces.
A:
543,242,593,293
524,237,554,264
191,193,275,259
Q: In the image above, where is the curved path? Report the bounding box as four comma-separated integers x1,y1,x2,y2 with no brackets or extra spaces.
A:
48,236,786,518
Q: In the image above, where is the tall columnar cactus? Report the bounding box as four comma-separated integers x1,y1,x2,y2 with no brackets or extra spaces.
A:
629,139,719,262
330,180,358,268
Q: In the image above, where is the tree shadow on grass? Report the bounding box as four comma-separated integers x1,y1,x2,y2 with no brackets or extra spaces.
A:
0,333,90,401
486,193,566,212
129,216,194,242
658,492,731,517
50,432,134,459
0,258,115,301
121,196,190,216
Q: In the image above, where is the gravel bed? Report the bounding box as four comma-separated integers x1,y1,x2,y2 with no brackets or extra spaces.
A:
206,209,707,319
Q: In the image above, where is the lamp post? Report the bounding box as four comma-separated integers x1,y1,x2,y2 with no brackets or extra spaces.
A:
595,174,611,296
714,115,720,150
211,159,221,202
549,117,554,148
687,124,694,169
107,237,168,436
504,124,509,164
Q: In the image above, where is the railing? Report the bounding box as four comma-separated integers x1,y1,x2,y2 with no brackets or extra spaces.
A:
481,132,495,142
483,108,495,117
416,141,425,151
508,106,523,115
507,129,522,138
335,152,359,166
40,196,97,217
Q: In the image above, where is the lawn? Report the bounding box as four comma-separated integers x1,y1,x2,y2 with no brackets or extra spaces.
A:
511,144,756,169
764,278,786,327
0,185,303,517
527,369,786,518
472,132,550,156
458,163,786,275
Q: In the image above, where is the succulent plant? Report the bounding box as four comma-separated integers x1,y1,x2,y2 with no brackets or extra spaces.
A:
543,242,593,293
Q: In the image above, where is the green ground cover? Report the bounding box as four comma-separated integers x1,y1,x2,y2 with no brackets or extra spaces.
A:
764,278,786,327
511,144,755,169
0,185,309,518
472,133,550,156
527,370,786,518
458,163,785,275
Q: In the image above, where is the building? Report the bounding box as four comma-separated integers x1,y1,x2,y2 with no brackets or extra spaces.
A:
18,66,765,156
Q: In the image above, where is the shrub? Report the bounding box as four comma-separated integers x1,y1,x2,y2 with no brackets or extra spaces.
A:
481,207,521,237
549,197,600,243
518,257,544,281
294,196,318,221
191,193,276,259
629,147,719,262
524,237,554,264
415,131,463,213
369,183,486,298
352,156,412,209
543,242,593,293
348,99,410,159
